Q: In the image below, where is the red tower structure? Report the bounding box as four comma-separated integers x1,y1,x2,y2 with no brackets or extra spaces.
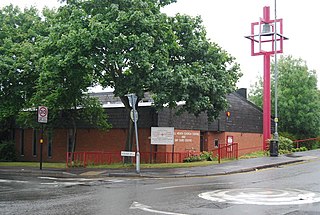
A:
245,6,288,150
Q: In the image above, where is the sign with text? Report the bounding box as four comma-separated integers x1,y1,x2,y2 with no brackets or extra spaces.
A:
121,151,135,157
151,127,174,145
174,130,200,143
38,106,48,123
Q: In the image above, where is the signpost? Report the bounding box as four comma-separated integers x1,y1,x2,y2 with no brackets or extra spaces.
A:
126,94,140,174
38,106,48,170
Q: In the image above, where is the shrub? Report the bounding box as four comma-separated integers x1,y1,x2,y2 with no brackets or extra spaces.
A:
278,149,290,155
300,146,308,151
200,151,214,161
184,151,217,163
0,140,17,161
278,136,293,151
183,155,202,163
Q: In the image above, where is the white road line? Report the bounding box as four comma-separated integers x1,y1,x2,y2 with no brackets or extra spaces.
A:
38,177,124,183
130,201,188,215
155,182,233,190
0,179,28,183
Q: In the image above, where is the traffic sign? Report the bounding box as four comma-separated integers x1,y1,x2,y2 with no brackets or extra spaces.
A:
130,109,138,122
127,93,137,108
38,106,48,123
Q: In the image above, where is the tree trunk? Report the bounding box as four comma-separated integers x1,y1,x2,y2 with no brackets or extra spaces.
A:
70,116,77,162
120,95,137,164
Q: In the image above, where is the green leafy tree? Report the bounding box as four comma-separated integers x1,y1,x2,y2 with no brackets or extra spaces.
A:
249,55,320,140
23,6,111,155
57,0,241,152
0,5,43,140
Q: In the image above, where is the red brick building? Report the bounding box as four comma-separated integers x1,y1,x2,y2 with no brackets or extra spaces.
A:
14,89,266,163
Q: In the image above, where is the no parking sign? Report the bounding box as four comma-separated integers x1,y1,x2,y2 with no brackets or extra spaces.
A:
38,106,48,123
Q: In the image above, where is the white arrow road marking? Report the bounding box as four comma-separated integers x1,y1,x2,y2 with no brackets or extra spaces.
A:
130,201,189,215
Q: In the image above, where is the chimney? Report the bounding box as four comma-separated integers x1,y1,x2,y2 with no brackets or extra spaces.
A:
236,88,247,100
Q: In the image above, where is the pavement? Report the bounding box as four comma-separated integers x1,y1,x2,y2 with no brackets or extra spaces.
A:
1,150,319,178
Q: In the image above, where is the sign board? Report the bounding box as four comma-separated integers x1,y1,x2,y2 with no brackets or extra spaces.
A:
226,136,233,152
127,94,137,108
130,109,138,122
227,136,233,145
151,127,174,145
121,151,135,157
38,106,48,123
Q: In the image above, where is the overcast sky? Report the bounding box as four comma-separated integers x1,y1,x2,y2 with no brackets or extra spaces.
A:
1,0,319,90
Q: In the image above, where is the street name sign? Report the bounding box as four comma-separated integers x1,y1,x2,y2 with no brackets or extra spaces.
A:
121,151,136,157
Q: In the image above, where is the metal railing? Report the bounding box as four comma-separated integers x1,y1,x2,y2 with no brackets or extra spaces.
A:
293,137,320,148
66,143,240,167
217,143,239,163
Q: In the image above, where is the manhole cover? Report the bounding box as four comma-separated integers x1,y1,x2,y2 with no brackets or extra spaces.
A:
199,188,320,205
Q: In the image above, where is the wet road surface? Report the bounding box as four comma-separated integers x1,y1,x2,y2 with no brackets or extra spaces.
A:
1,158,320,214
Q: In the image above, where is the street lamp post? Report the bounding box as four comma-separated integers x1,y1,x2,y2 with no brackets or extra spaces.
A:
245,5,287,152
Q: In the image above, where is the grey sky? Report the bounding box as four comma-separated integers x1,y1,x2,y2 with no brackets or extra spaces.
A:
1,0,319,90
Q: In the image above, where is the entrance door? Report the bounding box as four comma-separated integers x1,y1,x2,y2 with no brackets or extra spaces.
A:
200,132,205,152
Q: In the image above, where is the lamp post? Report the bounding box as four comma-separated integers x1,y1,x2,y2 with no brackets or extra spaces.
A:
245,5,287,151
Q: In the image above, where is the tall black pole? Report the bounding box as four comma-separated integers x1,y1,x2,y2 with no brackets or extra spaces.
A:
40,124,44,170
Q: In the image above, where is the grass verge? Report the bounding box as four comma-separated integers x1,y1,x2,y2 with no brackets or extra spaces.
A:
0,151,268,169
0,160,218,169
0,162,65,169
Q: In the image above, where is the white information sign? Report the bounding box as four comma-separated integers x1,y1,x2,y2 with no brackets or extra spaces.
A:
121,151,136,157
151,127,174,145
38,106,48,123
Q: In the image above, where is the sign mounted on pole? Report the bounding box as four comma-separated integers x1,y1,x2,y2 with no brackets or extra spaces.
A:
151,127,174,145
38,106,48,123
130,109,138,122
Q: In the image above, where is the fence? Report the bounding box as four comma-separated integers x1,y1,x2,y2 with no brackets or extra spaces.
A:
293,137,320,148
217,143,239,163
66,143,239,167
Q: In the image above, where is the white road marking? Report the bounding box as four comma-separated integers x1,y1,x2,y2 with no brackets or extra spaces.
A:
38,177,125,187
199,188,320,205
155,182,233,190
0,179,28,183
39,177,124,183
130,201,188,215
41,182,85,186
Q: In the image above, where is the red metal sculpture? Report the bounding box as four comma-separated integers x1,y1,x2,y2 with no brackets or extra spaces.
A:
245,6,288,150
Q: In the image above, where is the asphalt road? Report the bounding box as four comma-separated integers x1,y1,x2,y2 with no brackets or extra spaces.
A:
1,158,320,215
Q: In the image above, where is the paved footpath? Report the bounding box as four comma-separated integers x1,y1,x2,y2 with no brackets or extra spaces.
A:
1,150,319,178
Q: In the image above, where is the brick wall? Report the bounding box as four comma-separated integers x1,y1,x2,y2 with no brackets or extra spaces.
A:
172,129,200,152
225,132,263,156
15,128,262,163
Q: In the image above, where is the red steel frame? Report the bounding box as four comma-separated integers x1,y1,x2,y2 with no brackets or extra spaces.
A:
246,6,287,150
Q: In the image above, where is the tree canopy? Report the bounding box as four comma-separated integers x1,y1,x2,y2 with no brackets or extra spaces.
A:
60,0,241,120
0,5,41,122
249,55,320,139
0,1,242,149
